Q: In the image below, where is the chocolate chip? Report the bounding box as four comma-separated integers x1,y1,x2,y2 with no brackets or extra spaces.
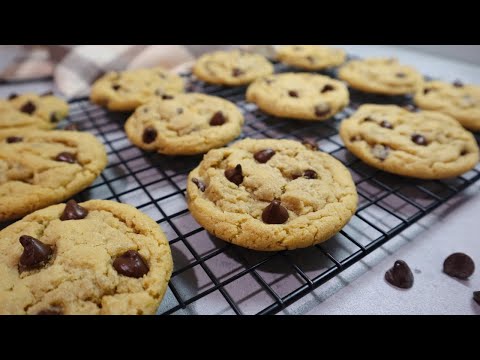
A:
262,200,289,224
303,170,318,179
64,123,79,131
302,139,318,150
396,72,406,78
288,90,299,98
443,253,475,279
385,260,414,289
461,149,469,156
8,93,18,100
474,291,480,305
112,84,121,91
380,120,393,129
321,84,335,93
6,136,23,143
50,113,59,123
225,164,243,186
113,250,149,278
18,235,53,273
306,56,315,63
162,94,174,100
41,91,54,97
37,306,63,315
55,152,76,164
314,104,330,118
20,101,36,115
292,174,302,180
254,149,276,163
411,134,428,146
210,111,226,126
350,135,362,142
372,144,389,161
232,68,244,77
177,108,184,115
60,200,88,221
453,80,464,88
423,88,432,95
192,178,206,192
142,127,157,144
363,116,374,122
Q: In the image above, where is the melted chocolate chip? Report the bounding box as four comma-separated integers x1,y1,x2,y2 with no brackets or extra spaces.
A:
55,152,76,164
380,120,393,129
372,144,389,161
210,111,226,126
232,68,244,77
288,90,299,98
113,250,149,278
8,93,18,100
385,260,414,289
461,149,469,156
20,101,36,115
50,113,59,123
396,72,406,78
37,306,63,315
302,138,318,150
162,94,174,100
6,136,23,143
411,134,428,146
443,253,475,279
64,123,79,131
453,80,464,88
192,178,206,192
112,84,121,91
262,200,289,224
474,291,480,305
41,91,54,97
363,116,374,122
303,170,318,179
225,164,243,186
18,235,53,273
60,200,88,221
254,149,276,163
314,104,330,118
321,84,335,93
142,127,157,144
423,88,432,95
350,135,362,142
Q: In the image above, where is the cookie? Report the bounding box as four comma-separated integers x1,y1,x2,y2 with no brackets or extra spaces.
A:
125,93,244,155
90,66,185,112
0,100,51,130
0,129,107,221
339,104,479,179
338,58,423,95
414,80,480,131
276,45,346,70
8,92,69,126
186,138,358,251
246,73,349,121
193,50,274,86
0,200,173,315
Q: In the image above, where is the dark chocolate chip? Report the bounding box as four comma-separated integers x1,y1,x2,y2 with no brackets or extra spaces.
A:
60,200,88,221
350,135,362,142
453,80,464,88
8,93,18,100
262,200,289,224
396,72,406,78
232,68,244,77
225,164,243,186
292,174,302,180
210,111,226,126
64,123,79,131
461,149,469,156
363,116,374,122
443,253,475,279
474,291,480,305
18,235,53,273
372,144,390,161
288,90,299,98
385,260,414,289
423,88,432,95
321,84,335,93
55,152,76,164
380,120,393,129
142,127,157,144
20,101,36,115
303,170,318,179
302,139,318,150
112,84,121,91
192,178,206,192
254,148,276,163
6,136,23,143
113,250,149,278
314,104,330,118
37,306,63,315
41,91,54,97
177,108,184,115
50,113,59,123
162,94,174,100
411,133,428,146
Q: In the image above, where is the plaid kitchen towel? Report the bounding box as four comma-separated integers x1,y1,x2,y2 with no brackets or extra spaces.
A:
0,45,277,99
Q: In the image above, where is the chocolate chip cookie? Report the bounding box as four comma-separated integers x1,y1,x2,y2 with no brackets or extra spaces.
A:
0,129,107,221
276,45,346,70
90,66,185,111
8,92,69,126
339,104,479,179
125,93,244,155
414,80,480,131
193,50,274,86
246,72,349,121
0,100,51,130
0,200,173,315
187,138,358,251
338,58,423,95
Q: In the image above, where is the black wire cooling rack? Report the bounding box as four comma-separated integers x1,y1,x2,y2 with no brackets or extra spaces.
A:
5,61,480,315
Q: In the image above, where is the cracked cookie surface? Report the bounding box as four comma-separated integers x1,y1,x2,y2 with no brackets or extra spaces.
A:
414,80,480,131
0,129,107,221
0,200,173,315
0,100,52,130
187,138,358,251
8,92,69,126
125,93,244,155
276,45,346,70
339,104,479,179
338,58,423,95
246,72,349,121
193,50,274,86
90,66,185,111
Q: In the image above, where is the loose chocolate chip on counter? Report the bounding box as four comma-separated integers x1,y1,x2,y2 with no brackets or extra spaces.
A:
18,235,53,273
37,306,63,315
162,94,174,100
41,91,54,97
262,200,289,224
302,138,318,150
303,170,318,179
50,113,59,123
8,93,18,100
474,291,480,305
232,68,244,77
380,120,393,129
396,72,406,78
443,253,475,279
385,260,414,289
113,250,149,278
210,111,226,126
453,80,464,88
60,200,88,221
55,152,76,164
20,101,36,115
112,84,121,91
372,144,390,161
225,164,244,186
6,136,23,143
314,103,331,118
411,134,428,146
254,148,276,163
288,90,299,98
192,178,206,192
64,123,79,131
321,84,335,93
423,88,432,95
142,127,157,144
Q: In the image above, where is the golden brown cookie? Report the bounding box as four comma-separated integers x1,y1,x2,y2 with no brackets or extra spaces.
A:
0,100,51,130
276,45,346,70
8,92,69,126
